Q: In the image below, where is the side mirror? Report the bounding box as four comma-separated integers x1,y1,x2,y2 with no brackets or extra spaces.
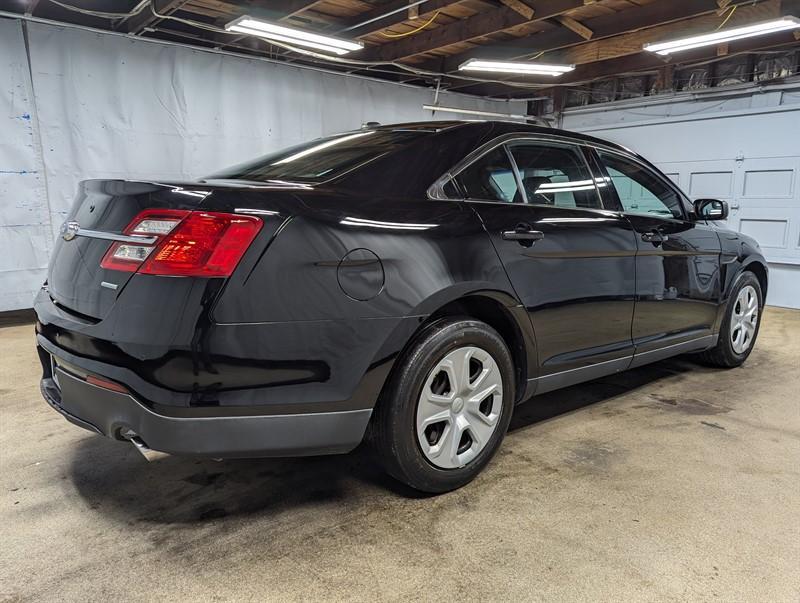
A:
694,198,728,221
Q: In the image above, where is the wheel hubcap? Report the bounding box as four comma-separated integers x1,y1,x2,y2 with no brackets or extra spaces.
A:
416,346,503,469
730,284,758,354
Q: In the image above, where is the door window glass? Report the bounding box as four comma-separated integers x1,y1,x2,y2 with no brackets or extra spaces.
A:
442,179,461,198
599,152,684,219
454,147,519,202
508,142,601,209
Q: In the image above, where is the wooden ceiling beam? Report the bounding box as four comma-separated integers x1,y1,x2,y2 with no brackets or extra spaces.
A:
554,15,592,40
268,1,327,19
460,27,799,98
563,29,799,83
428,0,735,73
500,0,537,20
360,0,586,62
547,0,782,66
335,1,466,39
240,1,328,21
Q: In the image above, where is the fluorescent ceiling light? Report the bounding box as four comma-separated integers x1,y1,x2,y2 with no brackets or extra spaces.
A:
644,16,800,55
226,15,364,55
422,104,536,122
458,59,575,76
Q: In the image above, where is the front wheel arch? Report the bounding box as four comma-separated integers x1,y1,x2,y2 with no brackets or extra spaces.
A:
741,260,768,301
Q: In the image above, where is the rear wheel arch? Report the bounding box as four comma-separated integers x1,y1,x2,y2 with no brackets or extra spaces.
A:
426,295,529,401
374,292,532,411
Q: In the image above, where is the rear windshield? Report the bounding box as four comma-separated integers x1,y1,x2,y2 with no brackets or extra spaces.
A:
207,129,430,183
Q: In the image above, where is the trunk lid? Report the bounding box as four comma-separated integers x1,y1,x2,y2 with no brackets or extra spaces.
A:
48,180,217,320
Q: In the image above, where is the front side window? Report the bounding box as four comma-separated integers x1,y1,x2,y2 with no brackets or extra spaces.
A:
508,142,601,209
598,151,684,219
454,147,519,202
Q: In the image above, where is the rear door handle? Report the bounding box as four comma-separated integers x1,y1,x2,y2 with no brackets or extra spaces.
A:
641,230,668,244
502,228,544,245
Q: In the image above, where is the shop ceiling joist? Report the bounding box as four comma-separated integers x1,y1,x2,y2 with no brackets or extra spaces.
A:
10,0,800,99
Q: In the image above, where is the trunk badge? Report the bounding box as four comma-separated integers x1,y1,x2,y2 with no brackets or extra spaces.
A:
60,220,80,241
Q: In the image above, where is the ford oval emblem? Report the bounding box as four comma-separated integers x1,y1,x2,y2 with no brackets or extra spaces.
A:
60,221,80,242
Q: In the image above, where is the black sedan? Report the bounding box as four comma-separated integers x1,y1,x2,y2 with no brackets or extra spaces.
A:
35,120,767,492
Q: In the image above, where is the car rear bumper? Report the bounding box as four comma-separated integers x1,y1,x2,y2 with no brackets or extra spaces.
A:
39,356,372,458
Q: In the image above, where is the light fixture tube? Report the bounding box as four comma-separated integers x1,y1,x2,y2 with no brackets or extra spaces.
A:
226,16,364,55
458,59,575,76
644,16,800,55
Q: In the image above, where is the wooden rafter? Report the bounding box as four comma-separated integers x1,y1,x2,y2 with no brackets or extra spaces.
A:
454,27,797,99
427,0,747,73
334,0,466,38
554,15,592,40
547,0,782,66
361,0,586,62
17,0,799,99
266,1,327,19
561,28,799,84
500,0,536,20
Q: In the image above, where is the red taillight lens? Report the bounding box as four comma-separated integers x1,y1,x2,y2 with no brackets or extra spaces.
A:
100,209,262,277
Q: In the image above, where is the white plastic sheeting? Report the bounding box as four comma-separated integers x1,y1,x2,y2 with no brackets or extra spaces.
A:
0,19,51,311
0,17,526,311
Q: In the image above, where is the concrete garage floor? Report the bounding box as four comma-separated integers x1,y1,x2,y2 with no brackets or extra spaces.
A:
1,309,798,602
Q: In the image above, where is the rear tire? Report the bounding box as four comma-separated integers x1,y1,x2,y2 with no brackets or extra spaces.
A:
371,317,515,493
697,271,763,368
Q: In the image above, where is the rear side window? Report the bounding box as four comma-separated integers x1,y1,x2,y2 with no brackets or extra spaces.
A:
598,151,684,219
454,147,519,203
508,142,601,209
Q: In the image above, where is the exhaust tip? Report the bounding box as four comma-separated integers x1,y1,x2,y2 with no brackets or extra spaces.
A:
122,429,170,462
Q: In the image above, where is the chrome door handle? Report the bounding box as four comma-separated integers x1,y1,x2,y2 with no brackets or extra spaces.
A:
641,231,668,244
502,229,544,241
502,227,544,248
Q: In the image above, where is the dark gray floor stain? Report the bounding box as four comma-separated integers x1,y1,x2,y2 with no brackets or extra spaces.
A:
700,421,726,431
563,441,619,473
641,394,731,415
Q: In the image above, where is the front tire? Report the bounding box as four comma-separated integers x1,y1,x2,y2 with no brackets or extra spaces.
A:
698,270,763,368
371,317,515,493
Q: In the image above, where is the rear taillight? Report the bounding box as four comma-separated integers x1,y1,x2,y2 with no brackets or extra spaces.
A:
100,209,262,277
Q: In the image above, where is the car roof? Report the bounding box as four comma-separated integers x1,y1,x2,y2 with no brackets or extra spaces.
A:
311,120,649,198
373,119,634,156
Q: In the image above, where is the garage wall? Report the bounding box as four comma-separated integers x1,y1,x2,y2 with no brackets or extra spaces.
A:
0,19,51,314
562,86,800,309
0,17,525,311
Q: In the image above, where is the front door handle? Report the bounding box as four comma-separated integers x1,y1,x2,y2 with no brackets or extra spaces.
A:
502,226,544,247
641,230,668,244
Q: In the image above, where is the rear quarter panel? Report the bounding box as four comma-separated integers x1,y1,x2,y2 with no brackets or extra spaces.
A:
213,192,518,323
